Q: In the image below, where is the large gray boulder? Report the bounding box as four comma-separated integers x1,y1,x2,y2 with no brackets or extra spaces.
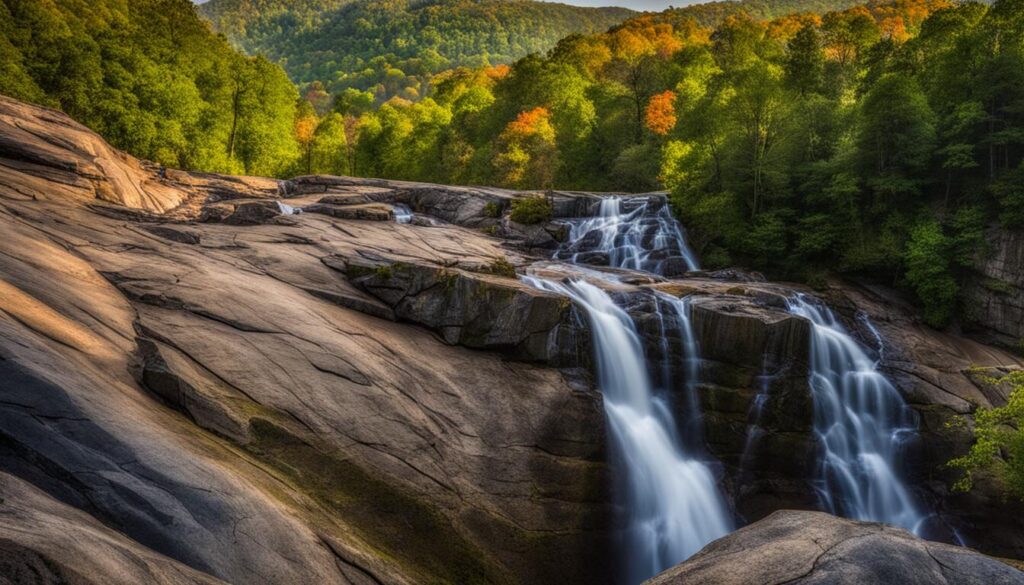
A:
646,510,1024,585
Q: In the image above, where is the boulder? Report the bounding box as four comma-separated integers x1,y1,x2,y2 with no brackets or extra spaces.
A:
646,510,1024,585
305,202,393,221
227,201,280,224
344,257,577,362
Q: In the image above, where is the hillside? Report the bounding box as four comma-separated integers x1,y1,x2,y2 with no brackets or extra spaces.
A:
199,0,634,97
651,0,865,27
315,0,1024,333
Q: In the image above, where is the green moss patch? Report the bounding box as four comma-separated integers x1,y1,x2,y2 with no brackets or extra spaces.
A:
247,418,509,585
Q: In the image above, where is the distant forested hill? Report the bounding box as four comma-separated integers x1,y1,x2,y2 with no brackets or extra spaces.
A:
198,0,635,98
652,0,866,28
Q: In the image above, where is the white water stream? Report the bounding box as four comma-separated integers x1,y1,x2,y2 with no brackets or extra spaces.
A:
787,295,924,533
393,203,413,223
556,197,699,274
524,276,731,583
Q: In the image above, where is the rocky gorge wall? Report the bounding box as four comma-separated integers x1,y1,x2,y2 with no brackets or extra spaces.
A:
965,228,1024,349
0,94,1022,584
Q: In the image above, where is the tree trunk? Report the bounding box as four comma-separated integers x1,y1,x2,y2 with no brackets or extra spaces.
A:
227,82,242,160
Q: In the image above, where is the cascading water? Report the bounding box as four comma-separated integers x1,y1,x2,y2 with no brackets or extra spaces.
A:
393,203,413,224
555,196,699,275
524,277,731,583
525,193,942,579
736,357,775,486
787,295,924,533
277,201,301,215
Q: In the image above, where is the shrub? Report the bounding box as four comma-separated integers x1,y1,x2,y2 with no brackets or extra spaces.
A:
949,370,1024,499
484,257,517,278
509,195,552,225
483,201,502,218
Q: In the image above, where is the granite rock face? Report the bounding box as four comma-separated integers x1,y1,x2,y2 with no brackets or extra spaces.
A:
645,510,1024,585
0,96,609,585
963,228,1024,348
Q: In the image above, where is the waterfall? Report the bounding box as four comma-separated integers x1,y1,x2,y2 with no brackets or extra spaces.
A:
393,203,413,224
277,201,301,215
522,278,730,584
555,196,699,275
737,357,775,486
787,295,924,533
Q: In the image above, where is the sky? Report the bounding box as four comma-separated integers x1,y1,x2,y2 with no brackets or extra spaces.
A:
191,0,704,10
553,0,699,9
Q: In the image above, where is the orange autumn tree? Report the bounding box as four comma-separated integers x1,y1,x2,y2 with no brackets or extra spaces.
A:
294,103,319,175
484,64,511,80
606,18,687,141
766,12,822,41
645,90,678,136
871,0,950,42
494,107,558,189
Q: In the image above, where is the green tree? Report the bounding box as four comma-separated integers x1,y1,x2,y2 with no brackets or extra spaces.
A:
331,88,376,116
311,113,349,176
949,370,1024,500
904,219,958,328
785,24,825,96
858,75,936,203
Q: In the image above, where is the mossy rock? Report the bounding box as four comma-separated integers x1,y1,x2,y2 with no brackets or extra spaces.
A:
509,196,552,225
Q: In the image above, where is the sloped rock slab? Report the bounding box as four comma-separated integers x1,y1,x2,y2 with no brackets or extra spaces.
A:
646,510,1024,585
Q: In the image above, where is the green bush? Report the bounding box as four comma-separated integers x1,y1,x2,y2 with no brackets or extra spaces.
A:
509,195,552,225
483,202,502,218
949,370,1024,500
484,257,517,278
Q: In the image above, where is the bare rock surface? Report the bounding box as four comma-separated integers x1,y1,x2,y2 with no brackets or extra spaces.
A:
963,228,1024,348
0,472,228,585
0,95,607,585
645,510,1024,585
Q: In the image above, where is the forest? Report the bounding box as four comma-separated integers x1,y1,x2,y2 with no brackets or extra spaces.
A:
0,0,300,177
333,0,1024,336
199,0,634,103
